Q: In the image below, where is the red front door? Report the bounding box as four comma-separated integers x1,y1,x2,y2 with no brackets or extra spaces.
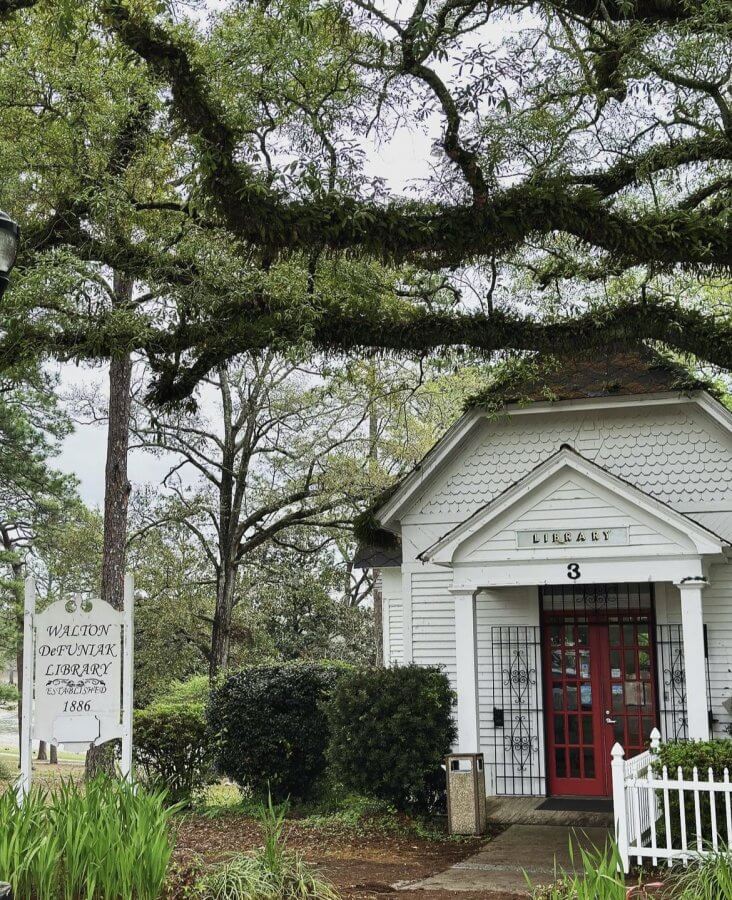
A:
544,612,657,797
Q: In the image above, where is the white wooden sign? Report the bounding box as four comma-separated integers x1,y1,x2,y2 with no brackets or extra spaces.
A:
34,597,123,751
516,527,629,548
18,575,134,801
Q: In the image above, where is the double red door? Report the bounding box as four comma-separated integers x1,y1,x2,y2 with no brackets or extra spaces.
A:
544,613,657,796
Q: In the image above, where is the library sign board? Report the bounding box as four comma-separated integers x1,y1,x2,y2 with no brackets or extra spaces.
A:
18,576,134,800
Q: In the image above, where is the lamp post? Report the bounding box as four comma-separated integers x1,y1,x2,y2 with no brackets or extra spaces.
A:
0,210,20,299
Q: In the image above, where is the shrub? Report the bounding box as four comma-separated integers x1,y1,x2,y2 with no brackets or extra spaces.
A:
209,662,348,804
654,740,732,845
0,683,18,706
195,797,339,900
156,674,212,708
134,701,214,803
326,665,456,813
0,778,174,898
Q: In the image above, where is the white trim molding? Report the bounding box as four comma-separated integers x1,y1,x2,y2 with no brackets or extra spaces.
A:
452,588,480,753
676,576,711,741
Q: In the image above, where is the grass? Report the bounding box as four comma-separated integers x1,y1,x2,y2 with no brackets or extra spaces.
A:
669,846,732,898
194,797,339,900
0,777,175,898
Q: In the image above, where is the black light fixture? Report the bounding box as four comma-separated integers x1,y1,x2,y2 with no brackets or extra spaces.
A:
0,210,20,299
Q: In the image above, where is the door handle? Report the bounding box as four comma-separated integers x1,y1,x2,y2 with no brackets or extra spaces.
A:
606,717,617,724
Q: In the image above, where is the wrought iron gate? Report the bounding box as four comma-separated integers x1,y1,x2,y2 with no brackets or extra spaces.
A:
489,625,545,796
655,623,712,741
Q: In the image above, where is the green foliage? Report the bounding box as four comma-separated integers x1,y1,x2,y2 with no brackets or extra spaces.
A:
671,846,732,898
195,797,339,900
655,739,732,777
0,778,174,898
0,682,18,705
326,665,456,813
654,739,732,844
529,841,637,899
134,699,214,803
156,675,212,710
209,662,349,803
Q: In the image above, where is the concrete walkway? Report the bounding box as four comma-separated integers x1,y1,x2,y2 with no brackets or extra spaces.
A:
402,824,612,896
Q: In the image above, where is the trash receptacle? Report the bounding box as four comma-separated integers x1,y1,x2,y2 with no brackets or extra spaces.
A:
445,753,486,835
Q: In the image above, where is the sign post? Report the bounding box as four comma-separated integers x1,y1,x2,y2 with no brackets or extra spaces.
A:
17,577,36,802
120,573,134,781
18,574,135,799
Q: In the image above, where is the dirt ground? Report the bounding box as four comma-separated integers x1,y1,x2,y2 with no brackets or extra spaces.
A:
172,813,522,900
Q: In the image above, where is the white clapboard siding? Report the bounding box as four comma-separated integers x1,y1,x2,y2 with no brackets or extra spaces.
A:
408,405,732,524
476,586,544,796
701,562,732,735
468,476,682,563
386,598,404,666
410,569,456,687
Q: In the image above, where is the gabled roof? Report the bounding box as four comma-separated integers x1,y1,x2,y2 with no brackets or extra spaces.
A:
465,347,718,408
368,350,732,538
419,445,727,566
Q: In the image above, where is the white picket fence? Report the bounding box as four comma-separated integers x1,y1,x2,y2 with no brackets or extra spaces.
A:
612,728,732,872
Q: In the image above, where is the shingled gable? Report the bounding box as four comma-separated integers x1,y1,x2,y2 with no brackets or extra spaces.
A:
418,443,727,566
357,349,731,559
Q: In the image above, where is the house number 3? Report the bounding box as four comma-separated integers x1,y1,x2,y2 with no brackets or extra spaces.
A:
567,563,581,580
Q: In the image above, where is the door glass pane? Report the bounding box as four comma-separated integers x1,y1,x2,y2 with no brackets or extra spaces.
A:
553,687,564,710
564,651,577,675
625,650,637,678
566,686,578,710
580,684,592,708
568,717,579,745
552,651,562,675
612,683,624,711
555,748,566,778
550,624,562,646
639,650,651,680
579,650,591,679
583,748,595,778
554,715,565,744
582,716,593,743
577,623,589,645
609,623,621,646
569,748,580,778
623,623,635,644
610,649,622,678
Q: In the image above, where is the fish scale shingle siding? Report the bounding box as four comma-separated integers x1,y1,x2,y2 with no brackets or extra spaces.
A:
418,407,732,519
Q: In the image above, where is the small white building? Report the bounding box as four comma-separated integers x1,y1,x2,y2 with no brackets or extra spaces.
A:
362,351,732,800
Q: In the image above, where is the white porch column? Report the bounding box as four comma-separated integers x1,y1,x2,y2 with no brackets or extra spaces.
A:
452,589,480,753
676,577,710,741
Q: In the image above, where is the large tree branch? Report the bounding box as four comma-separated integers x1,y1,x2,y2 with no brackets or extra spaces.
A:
101,2,732,269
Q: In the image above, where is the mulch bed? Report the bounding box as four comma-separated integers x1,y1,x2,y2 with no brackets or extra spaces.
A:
172,813,521,900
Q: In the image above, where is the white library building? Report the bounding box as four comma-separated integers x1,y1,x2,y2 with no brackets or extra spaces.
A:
359,351,732,800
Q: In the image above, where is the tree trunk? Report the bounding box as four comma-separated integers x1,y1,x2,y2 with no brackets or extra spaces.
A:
50,743,58,765
37,740,47,761
85,272,133,780
210,564,236,677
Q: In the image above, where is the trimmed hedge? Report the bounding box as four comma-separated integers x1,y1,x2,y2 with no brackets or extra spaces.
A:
209,662,349,803
326,665,456,812
134,700,214,803
654,740,732,845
